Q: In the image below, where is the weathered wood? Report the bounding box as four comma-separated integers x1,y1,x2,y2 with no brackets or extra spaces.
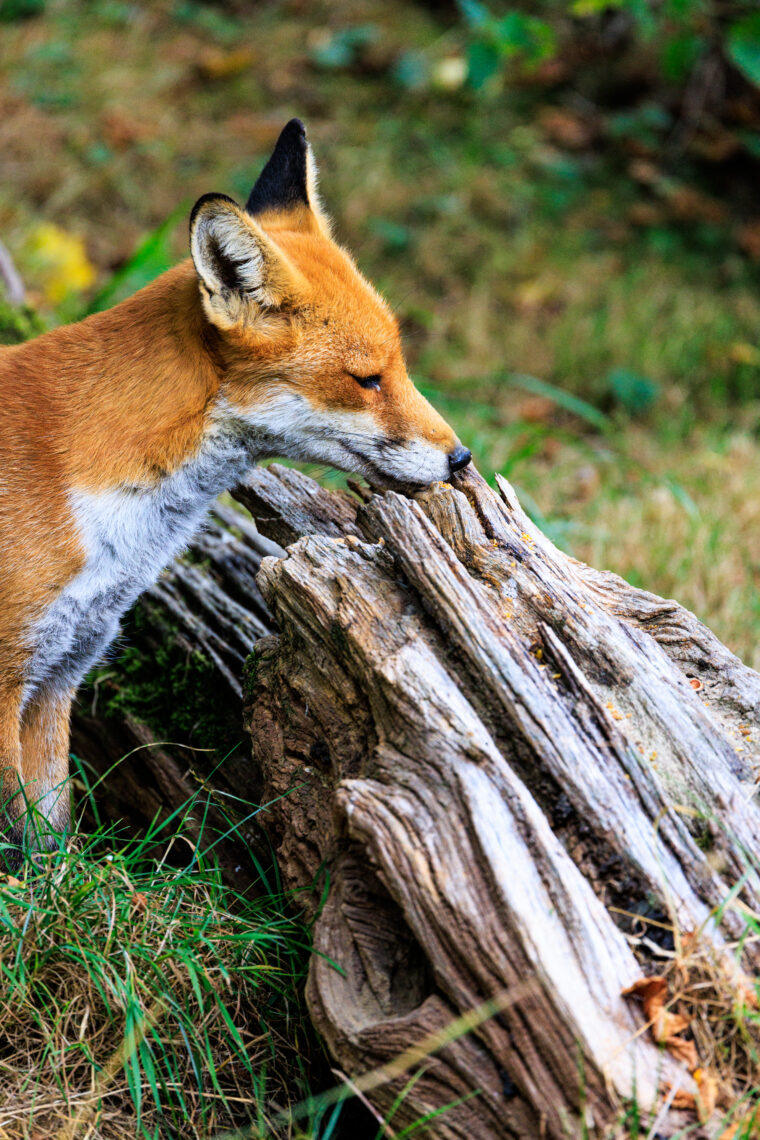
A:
239,464,760,1137
72,462,760,1135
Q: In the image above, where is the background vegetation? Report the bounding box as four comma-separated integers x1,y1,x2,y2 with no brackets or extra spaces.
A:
3,0,760,1135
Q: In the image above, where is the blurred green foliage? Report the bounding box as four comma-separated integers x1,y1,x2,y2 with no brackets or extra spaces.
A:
85,202,187,313
1,0,760,672
458,0,557,89
0,298,45,343
453,0,760,92
0,0,46,22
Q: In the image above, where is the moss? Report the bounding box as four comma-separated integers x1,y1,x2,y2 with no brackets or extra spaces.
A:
692,818,715,853
0,298,46,345
84,603,245,761
242,636,279,703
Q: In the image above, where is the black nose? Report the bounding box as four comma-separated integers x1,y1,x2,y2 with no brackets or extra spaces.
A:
448,445,472,473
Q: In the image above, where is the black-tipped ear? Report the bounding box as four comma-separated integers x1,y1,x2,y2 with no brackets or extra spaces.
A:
246,119,310,216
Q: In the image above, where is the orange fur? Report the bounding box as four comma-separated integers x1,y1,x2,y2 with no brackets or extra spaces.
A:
0,119,468,853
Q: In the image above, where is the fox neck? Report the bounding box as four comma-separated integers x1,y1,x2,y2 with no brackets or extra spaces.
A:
50,261,264,497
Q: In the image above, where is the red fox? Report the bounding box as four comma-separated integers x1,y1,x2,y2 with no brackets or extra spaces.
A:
0,119,470,854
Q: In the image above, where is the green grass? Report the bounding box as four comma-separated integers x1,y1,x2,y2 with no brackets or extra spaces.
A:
0,786,490,1140
0,786,317,1140
0,771,473,1140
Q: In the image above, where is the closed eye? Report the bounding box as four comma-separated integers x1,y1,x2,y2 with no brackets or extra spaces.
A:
348,372,382,391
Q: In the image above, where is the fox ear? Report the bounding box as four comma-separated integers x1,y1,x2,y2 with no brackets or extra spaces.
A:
189,193,302,328
245,118,331,237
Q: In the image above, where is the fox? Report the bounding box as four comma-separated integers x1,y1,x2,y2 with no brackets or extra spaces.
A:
0,119,470,855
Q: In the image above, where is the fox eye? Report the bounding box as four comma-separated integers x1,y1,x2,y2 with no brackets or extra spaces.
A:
348,372,381,391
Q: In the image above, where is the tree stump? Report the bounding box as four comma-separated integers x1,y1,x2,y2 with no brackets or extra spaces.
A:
237,464,760,1138
71,462,760,1136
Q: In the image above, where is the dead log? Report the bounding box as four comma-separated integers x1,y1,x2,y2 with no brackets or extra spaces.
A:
72,462,760,1136
238,464,760,1138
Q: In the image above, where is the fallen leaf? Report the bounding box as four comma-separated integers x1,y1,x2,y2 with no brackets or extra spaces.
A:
514,275,563,313
665,1035,698,1069
622,976,696,1064
738,977,759,1009
22,223,96,305
667,1086,699,1110
102,110,154,150
628,159,660,185
695,1070,718,1122
515,58,569,87
688,130,740,163
622,975,670,1027
718,1117,760,1139
628,201,666,226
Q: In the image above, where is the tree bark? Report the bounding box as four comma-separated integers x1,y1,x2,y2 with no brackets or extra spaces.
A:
239,464,760,1138
73,463,760,1136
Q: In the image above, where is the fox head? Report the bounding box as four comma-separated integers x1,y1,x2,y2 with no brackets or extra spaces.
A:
189,119,470,489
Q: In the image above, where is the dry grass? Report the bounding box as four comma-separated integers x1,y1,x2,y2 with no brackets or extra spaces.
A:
512,425,760,672
616,913,760,1138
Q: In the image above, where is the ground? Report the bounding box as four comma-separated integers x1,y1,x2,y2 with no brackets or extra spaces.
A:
2,1,760,1135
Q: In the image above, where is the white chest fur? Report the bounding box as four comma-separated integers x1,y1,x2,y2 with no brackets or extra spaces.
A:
25,428,253,704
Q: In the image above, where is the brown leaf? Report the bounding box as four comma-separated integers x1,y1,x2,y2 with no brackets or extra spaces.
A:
628,201,666,227
622,974,668,1006
718,1118,760,1140
667,1086,698,1110
664,1035,698,1069
664,1071,717,1121
623,976,695,1060
695,1070,718,1122
688,130,740,163
101,110,154,150
658,1009,690,1038
628,159,660,185
738,978,759,1009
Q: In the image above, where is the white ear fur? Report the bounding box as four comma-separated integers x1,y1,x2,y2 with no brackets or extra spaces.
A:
190,194,298,327
304,145,332,238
